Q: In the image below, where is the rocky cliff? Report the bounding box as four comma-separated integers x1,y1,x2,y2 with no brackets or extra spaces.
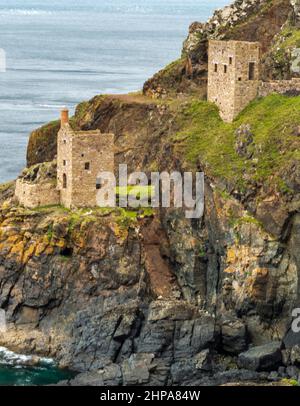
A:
1,0,300,386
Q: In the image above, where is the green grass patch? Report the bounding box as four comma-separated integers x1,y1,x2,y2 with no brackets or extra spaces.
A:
0,181,14,193
65,206,154,233
114,207,155,230
47,224,54,241
32,204,63,212
74,101,90,121
116,185,155,200
173,94,300,192
281,378,299,386
234,215,264,228
278,26,300,49
216,187,232,201
161,58,184,75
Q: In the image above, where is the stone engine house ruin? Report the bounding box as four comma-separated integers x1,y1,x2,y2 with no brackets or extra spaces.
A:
57,109,114,208
208,40,261,123
15,109,114,209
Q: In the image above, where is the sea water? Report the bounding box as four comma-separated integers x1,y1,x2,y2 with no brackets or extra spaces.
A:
0,346,75,386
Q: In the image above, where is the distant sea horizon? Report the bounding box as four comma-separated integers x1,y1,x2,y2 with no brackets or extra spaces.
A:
0,0,229,183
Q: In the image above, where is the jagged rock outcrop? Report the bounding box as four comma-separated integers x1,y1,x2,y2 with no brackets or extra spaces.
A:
182,0,282,55
259,0,300,79
0,196,221,385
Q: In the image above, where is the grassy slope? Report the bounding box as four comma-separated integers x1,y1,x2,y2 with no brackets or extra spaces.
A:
279,26,300,48
172,94,300,194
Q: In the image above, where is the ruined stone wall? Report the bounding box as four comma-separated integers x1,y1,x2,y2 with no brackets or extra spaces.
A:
71,131,114,208
208,40,260,122
57,125,73,208
258,78,300,97
208,40,236,122
15,179,59,209
57,124,114,209
233,41,260,118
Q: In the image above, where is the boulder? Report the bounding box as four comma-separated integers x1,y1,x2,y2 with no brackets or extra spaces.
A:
286,365,300,380
68,364,122,386
235,124,253,158
238,342,282,371
282,349,291,366
268,371,279,382
291,48,300,74
122,354,155,386
170,350,212,385
195,349,212,371
221,316,247,354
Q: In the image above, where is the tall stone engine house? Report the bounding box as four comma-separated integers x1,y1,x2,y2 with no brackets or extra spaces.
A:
57,109,114,208
208,40,261,122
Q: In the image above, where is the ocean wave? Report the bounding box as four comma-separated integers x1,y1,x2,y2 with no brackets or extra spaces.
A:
113,5,153,14
38,104,67,109
0,102,67,112
0,346,54,367
8,67,129,75
0,9,53,17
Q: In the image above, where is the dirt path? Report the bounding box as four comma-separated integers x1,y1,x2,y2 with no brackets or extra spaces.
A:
108,93,160,105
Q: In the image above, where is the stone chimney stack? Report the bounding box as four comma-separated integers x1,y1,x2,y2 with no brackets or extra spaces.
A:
60,108,69,126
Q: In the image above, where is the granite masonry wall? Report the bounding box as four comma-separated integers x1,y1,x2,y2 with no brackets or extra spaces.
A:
57,124,114,208
57,124,73,209
258,78,300,97
208,40,261,122
15,179,60,209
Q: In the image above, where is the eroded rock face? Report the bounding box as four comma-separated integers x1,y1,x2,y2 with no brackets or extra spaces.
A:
221,316,248,355
0,200,220,385
0,168,299,385
235,124,254,158
182,0,273,56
